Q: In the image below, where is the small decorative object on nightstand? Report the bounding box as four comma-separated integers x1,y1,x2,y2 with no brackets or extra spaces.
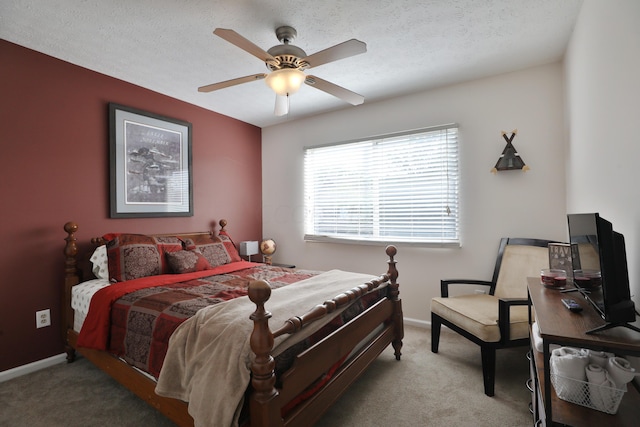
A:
259,238,277,265
239,241,259,262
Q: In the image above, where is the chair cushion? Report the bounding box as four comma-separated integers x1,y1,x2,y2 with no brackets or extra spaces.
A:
431,294,529,342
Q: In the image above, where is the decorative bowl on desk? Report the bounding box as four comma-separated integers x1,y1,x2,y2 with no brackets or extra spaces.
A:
573,269,602,290
540,268,567,289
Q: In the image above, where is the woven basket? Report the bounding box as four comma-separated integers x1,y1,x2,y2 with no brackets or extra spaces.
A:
550,370,626,414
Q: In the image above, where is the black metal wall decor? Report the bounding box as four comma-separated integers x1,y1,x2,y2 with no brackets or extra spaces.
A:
490,129,529,173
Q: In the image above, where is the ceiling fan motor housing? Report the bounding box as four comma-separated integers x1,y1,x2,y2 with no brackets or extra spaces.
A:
267,26,308,71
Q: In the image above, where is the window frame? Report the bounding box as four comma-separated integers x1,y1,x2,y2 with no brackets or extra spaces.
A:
303,124,460,247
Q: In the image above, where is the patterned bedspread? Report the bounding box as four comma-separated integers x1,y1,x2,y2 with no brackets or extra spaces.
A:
108,264,320,378
155,270,389,427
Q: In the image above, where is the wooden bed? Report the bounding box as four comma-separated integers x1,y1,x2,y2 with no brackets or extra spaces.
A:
62,219,403,427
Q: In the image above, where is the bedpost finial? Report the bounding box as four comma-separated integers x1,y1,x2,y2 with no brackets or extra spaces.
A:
64,222,79,259
219,219,227,231
385,245,397,259
248,280,272,305
385,245,399,290
64,221,78,234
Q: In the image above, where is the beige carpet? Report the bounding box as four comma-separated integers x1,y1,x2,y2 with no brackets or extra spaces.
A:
315,325,532,427
0,325,532,426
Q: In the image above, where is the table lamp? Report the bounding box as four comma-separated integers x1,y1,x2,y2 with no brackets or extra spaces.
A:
239,241,259,262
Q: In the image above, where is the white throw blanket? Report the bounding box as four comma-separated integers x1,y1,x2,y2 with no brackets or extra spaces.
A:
155,269,380,427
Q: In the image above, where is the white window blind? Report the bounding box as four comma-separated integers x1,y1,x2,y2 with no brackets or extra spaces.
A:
304,125,459,245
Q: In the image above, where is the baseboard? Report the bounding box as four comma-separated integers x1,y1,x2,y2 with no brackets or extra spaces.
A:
404,316,429,329
0,353,67,383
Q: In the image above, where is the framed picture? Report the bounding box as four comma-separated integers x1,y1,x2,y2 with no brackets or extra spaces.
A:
548,243,579,281
109,103,193,218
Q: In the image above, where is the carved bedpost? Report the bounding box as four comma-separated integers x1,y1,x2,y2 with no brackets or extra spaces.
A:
63,222,80,362
247,280,282,427
219,219,227,232
385,245,398,299
385,245,404,361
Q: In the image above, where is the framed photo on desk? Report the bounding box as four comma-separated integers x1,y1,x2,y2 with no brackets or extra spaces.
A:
548,243,578,281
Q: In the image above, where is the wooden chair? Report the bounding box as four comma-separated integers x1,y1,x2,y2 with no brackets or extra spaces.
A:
431,237,557,396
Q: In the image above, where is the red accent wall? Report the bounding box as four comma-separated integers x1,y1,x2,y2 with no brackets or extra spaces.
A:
0,40,262,371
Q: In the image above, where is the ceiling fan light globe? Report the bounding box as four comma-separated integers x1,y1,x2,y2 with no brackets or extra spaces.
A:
265,68,305,96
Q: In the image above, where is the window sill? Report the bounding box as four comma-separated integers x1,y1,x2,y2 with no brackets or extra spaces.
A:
304,234,460,248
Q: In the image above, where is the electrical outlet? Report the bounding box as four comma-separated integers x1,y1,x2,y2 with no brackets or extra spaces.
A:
36,309,51,328
474,289,486,295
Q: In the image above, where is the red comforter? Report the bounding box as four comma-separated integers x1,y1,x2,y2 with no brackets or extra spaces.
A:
77,261,320,377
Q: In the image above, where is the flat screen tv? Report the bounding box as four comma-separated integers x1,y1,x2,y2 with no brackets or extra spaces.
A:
567,213,639,334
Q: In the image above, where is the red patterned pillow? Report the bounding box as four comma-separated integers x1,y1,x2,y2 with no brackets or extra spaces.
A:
165,249,212,274
106,234,183,282
218,230,242,263
182,233,241,267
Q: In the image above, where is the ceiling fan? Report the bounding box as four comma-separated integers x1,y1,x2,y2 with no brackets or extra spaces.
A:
198,26,367,116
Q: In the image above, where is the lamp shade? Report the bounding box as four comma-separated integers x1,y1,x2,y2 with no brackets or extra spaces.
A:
239,241,259,257
265,68,306,96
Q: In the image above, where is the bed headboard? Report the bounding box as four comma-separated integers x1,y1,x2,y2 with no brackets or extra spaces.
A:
61,219,228,345
88,219,227,246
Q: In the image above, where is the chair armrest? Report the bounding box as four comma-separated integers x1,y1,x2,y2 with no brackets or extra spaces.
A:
440,279,493,297
497,298,529,342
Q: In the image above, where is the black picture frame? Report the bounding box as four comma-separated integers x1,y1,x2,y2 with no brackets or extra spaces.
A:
109,103,193,218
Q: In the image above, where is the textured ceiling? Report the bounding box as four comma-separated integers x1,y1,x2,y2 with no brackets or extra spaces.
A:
1,0,583,128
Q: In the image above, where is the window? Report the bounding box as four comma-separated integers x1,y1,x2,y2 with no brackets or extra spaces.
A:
304,124,459,246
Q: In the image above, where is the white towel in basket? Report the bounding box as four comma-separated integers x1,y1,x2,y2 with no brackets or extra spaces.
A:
531,322,544,352
585,364,617,413
550,347,590,400
586,349,614,368
607,356,636,389
531,322,559,353
551,347,589,380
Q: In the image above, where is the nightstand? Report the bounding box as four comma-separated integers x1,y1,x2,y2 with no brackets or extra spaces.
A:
270,262,295,268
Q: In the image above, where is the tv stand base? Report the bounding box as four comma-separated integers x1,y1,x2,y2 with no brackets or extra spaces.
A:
586,321,640,334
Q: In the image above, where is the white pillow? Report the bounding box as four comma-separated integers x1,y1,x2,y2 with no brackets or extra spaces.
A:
89,245,109,280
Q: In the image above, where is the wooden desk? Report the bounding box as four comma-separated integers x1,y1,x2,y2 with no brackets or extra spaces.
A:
527,277,640,426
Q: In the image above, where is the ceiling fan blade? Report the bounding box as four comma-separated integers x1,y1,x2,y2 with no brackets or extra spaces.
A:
213,28,278,65
302,39,366,69
198,73,267,92
274,95,289,116
305,75,364,105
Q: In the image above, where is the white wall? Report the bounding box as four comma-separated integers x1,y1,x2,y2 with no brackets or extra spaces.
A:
262,63,567,323
565,0,640,306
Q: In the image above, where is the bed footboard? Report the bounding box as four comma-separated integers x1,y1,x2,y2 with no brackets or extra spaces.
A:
247,245,402,427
